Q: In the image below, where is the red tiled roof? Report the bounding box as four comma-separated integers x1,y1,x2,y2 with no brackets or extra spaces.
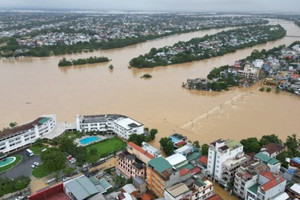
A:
263,143,285,155
199,156,208,165
190,167,201,175
180,168,189,176
206,194,223,200
128,142,155,159
261,177,285,191
141,193,154,200
176,140,186,147
260,171,274,180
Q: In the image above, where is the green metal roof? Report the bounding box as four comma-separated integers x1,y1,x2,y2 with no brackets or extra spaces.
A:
268,158,279,165
255,152,271,163
148,157,172,173
187,152,201,161
248,183,260,195
197,179,206,186
38,117,50,124
178,163,194,170
225,139,242,150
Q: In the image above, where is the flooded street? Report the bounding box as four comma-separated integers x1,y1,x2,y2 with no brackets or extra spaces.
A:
0,19,300,149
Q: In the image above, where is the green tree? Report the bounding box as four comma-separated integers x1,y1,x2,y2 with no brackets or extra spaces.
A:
41,148,66,172
285,134,299,155
193,141,200,148
201,144,209,156
59,137,76,154
240,137,261,153
128,134,146,146
9,122,17,128
159,137,174,156
259,134,282,146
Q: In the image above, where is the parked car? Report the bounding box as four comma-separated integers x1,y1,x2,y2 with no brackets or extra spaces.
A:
70,158,77,164
34,162,39,166
15,196,24,200
31,164,36,169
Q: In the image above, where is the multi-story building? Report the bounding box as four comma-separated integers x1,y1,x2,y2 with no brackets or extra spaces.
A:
237,66,260,80
164,183,192,200
146,157,181,197
233,161,268,199
221,154,251,186
76,114,144,140
191,178,214,200
207,139,243,186
245,171,286,200
0,115,56,153
166,153,189,170
117,150,146,179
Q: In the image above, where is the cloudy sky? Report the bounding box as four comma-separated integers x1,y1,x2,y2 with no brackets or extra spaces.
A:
1,0,299,13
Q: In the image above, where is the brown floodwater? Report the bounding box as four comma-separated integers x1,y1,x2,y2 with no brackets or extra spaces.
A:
0,19,299,150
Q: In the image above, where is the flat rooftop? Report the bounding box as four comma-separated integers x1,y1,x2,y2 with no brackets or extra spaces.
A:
225,139,242,150
114,117,142,130
166,183,190,197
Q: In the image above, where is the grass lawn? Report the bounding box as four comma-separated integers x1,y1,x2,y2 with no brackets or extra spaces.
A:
30,145,48,155
86,137,126,159
32,164,52,178
0,155,22,173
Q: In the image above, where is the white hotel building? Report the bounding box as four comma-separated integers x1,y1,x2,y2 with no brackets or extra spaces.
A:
76,114,144,140
0,115,56,153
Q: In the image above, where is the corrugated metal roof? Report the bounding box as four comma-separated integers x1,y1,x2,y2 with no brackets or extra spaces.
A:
64,176,98,200
148,157,172,173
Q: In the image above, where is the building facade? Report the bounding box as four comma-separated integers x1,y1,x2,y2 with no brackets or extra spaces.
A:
117,150,146,179
76,114,144,140
207,139,243,186
0,115,56,153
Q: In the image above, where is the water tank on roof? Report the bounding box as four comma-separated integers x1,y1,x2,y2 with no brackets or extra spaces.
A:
287,169,294,174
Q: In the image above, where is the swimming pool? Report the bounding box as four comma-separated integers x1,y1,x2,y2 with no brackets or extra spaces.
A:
0,157,16,167
79,136,100,145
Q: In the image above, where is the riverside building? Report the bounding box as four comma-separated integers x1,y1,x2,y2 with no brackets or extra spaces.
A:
0,115,56,153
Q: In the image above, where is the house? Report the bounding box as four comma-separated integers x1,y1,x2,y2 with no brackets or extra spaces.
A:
190,178,214,200
166,153,188,170
287,183,300,199
254,152,281,173
174,143,194,156
127,142,155,164
260,143,285,158
164,183,192,200
290,157,300,169
122,184,139,198
133,176,147,194
142,142,161,157
64,175,99,200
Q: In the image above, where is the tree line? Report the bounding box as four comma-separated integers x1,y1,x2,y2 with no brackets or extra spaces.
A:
58,56,109,66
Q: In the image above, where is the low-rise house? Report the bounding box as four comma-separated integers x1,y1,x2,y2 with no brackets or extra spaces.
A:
164,183,192,200
133,176,147,194
122,184,139,198
254,152,281,173
289,157,300,169
260,143,285,158
287,183,300,199
142,142,161,157
127,142,155,164
166,153,189,170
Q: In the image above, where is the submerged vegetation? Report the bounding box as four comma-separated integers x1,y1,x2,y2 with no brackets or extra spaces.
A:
58,56,109,66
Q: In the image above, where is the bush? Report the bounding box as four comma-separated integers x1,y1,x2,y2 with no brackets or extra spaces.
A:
266,87,271,92
259,87,265,92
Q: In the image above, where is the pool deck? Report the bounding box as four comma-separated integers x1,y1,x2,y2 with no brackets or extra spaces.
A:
75,135,106,147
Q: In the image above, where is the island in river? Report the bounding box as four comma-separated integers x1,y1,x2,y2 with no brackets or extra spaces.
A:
129,25,286,68
58,56,109,67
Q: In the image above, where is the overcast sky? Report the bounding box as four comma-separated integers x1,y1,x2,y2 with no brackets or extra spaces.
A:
1,0,299,13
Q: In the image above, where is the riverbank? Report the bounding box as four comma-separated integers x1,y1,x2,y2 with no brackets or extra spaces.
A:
0,19,299,153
